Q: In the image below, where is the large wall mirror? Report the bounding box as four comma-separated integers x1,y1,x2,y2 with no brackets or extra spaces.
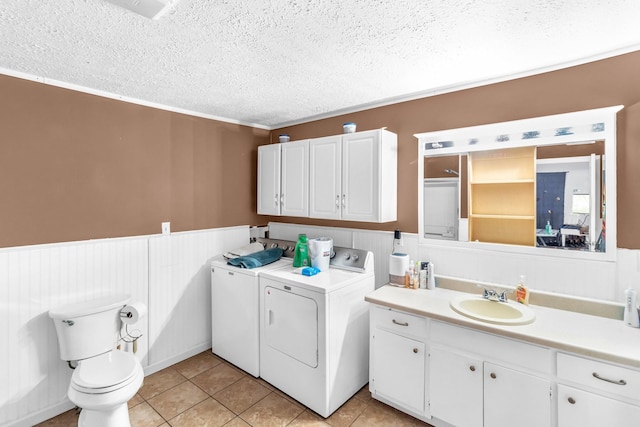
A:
415,106,622,261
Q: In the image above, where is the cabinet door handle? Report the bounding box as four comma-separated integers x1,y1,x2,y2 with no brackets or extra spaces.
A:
592,372,627,385
490,373,497,379
413,348,418,354
469,365,476,372
392,319,409,326
274,194,279,207
342,194,346,208
335,195,340,208
280,194,284,205
568,397,576,405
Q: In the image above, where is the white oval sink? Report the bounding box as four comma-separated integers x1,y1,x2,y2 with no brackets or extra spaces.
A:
450,295,535,325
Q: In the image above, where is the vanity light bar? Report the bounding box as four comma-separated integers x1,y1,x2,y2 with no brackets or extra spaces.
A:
416,105,623,155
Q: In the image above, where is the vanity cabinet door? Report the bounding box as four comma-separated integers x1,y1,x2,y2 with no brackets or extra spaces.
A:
484,362,551,427
557,384,640,427
429,346,483,427
371,328,426,415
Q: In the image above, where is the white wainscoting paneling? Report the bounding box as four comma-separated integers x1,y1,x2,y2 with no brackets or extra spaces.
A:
0,225,248,427
0,237,149,427
146,226,248,372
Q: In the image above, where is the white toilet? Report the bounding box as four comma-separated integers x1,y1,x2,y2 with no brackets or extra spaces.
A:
49,294,145,427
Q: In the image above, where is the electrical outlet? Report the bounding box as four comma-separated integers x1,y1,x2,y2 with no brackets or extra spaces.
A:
393,229,403,247
161,222,170,235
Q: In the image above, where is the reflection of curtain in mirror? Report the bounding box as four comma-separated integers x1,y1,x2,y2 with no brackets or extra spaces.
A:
536,172,566,230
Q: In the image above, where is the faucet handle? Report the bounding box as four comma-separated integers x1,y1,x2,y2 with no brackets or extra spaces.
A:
483,287,508,303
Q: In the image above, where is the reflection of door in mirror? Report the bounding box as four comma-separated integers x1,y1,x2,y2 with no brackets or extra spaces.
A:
424,179,458,240
423,156,461,240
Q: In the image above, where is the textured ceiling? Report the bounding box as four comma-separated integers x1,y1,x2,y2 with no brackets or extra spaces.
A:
1,0,640,129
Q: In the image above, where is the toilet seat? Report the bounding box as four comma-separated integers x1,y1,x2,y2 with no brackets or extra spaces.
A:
71,350,140,394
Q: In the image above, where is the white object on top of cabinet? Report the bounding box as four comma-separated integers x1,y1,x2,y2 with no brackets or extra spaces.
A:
309,129,397,222
257,140,309,217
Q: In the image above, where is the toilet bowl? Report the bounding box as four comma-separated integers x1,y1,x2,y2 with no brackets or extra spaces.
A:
69,351,144,426
49,294,145,427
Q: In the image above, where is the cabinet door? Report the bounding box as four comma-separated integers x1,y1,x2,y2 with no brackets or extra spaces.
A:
484,362,551,427
257,144,281,215
429,347,483,427
342,130,380,222
309,135,342,219
280,140,309,217
371,328,425,414
557,384,640,427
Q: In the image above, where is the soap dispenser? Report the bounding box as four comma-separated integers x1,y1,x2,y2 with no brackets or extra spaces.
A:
515,275,529,305
623,288,640,328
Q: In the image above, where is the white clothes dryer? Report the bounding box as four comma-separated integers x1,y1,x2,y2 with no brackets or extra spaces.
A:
211,238,295,377
259,245,374,417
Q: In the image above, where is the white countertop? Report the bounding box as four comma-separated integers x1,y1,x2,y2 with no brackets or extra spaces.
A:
365,285,640,369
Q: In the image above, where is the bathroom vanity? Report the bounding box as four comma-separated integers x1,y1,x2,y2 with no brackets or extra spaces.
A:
366,284,640,427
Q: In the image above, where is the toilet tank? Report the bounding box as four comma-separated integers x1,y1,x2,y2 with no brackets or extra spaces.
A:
49,294,131,361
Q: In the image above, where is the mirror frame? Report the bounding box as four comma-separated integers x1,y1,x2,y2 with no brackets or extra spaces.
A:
415,105,623,262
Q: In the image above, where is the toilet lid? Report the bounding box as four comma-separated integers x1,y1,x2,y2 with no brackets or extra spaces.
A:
72,350,140,394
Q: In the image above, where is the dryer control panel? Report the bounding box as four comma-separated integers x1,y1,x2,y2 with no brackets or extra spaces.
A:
330,247,372,273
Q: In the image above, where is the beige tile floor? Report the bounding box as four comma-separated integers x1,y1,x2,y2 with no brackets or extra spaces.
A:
37,350,432,427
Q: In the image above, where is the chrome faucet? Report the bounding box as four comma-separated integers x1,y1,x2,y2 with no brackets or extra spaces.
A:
483,288,508,303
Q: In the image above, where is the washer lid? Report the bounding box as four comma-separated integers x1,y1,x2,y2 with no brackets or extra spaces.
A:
72,350,139,392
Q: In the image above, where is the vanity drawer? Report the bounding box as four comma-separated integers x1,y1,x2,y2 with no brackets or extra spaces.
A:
372,306,428,339
557,353,640,400
430,320,551,374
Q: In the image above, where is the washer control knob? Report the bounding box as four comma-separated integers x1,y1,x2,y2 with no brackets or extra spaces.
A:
344,253,351,260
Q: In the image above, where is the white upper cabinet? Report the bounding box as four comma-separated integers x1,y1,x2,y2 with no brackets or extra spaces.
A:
309,129,397,223
257,140,309,217
257,143,281,216
309,135,342,220
260,129,397,222
280,141,309,217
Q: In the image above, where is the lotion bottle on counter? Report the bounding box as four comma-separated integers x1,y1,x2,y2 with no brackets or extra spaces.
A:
427,263,435,290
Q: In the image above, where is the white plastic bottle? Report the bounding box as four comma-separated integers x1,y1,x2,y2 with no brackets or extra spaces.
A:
623,288,640,328
427,263,435,290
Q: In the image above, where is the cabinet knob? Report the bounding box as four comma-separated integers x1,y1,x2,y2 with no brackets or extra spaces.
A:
568,397,576,405
490,373,497,379
413,348,419,354
469,365,476,372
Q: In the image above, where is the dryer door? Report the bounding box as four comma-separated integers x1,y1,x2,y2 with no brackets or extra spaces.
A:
264,286,318,368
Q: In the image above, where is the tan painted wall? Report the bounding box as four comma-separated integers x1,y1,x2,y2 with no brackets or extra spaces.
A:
270,51,640,249
0,74,266,248
2,51,639,249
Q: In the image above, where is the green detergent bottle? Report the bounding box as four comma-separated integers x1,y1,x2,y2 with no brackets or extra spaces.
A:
293,233,310,267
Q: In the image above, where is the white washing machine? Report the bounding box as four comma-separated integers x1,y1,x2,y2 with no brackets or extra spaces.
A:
211,238,295,377
259,246,375,417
